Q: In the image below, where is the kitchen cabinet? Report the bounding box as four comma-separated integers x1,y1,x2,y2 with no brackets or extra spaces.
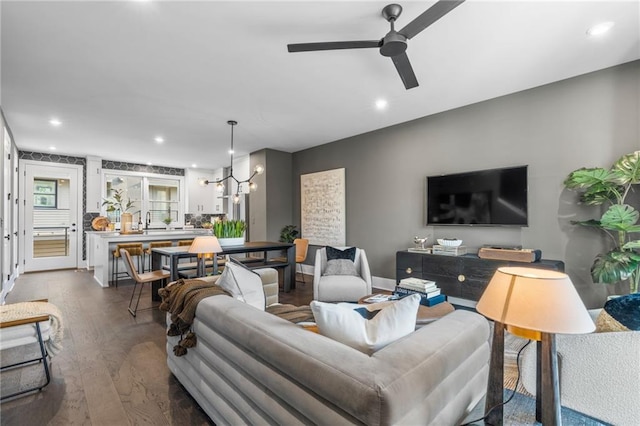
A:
86,156,102,213
186,168,223,214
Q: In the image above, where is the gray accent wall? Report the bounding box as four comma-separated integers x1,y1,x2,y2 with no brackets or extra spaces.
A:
249,149,293,242
292,60,640,308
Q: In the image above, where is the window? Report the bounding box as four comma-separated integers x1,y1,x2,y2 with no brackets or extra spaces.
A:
33,179,57,208
148,178,180,224
102,171,184,228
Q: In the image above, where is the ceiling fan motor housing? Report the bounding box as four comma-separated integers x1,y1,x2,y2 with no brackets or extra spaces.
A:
380,32,408,57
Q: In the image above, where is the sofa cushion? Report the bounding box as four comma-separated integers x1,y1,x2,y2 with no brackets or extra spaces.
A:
217,261,265,311
323,259,358,276
310,293,420,355
596,293,640,332
326,246,356,262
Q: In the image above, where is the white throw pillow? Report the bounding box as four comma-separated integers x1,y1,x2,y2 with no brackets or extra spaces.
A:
217,261,265,311
310,293,420,354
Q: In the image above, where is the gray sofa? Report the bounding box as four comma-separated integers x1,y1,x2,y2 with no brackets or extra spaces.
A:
166,268,491,425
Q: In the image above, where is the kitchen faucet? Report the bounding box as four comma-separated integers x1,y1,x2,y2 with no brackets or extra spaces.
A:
145,211,152,230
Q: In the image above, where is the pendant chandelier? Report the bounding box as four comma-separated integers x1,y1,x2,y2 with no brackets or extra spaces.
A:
201,120,264,204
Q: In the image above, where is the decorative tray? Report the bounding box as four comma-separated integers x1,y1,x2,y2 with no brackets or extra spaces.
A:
91,216,110,231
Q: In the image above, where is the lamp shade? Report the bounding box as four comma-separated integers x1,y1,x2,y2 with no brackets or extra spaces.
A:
188,236,222,255
476,267,595,335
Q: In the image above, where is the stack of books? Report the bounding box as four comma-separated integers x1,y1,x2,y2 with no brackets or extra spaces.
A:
394,277,447,307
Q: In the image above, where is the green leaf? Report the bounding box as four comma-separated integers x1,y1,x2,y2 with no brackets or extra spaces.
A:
564,167,625,205
612,150,640,185
570,219,602,227
564,167,612,189
599,204,639,231
622,240,640,250
591,250,639,284
579,182,622,205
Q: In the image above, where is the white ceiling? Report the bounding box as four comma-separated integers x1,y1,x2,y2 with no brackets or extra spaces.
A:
2,0,639,170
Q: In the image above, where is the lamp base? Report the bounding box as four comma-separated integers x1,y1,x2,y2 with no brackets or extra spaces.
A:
485,324,561,426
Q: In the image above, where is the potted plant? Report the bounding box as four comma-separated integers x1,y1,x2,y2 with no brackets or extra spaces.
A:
163,217,173,230
564,150,640,293
102,189,135,231
102,188,134,213
279,225,299,243
213,219,246,246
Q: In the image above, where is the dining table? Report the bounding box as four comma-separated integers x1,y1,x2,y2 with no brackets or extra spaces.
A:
151,241,296,297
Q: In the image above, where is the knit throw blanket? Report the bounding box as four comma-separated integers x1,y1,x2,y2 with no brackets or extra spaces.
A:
159,279,315,356
0,301,64,356
158,278,229,353
266,304,315,323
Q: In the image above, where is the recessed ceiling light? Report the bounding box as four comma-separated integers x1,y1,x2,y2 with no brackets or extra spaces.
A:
49,118,62,126
586,22,614,37
146,162,152,166
375,99,388,110
49,146,56,151
192,164,197,168
154,136,164,143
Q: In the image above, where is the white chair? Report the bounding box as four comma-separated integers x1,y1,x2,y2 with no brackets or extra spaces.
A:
313,247,372,302
520,309,640,426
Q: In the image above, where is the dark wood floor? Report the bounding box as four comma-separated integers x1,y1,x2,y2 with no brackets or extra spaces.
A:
0,269,313,425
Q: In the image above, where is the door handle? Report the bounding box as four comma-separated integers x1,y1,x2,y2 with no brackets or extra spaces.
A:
4,235,10,240
71,229,77,232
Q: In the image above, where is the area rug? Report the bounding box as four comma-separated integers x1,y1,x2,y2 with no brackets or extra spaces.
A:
462,389,612,425
468,323,610,425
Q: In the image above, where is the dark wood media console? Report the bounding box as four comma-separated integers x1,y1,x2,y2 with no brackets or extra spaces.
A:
396,250,564,302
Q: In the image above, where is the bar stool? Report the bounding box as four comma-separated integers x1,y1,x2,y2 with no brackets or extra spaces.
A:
111,243,144,287
144,241,172,272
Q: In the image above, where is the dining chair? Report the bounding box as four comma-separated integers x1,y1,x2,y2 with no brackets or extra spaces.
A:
144,240,172,272
120,249,170,317
294,238,310,284
111,242,144,287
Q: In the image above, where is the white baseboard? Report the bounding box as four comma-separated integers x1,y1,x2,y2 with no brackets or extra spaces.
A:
372,276,396,291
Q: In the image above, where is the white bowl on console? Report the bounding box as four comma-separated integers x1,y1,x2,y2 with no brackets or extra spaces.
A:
437,239,463,247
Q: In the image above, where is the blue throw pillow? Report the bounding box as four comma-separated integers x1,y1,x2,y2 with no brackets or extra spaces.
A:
326,246,356,262
596,293,640,332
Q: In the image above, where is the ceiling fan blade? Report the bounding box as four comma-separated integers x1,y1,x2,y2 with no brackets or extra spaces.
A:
287,40,381,53
391,52,419,90
398,0,465,40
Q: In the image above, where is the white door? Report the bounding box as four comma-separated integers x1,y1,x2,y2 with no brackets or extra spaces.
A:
2,130,12,286
22,162,81,272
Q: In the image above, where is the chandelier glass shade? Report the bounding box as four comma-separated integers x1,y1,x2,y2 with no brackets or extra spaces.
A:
200,120,264,204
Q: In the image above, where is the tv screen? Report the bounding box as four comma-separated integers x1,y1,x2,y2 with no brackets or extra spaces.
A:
426,166,528,226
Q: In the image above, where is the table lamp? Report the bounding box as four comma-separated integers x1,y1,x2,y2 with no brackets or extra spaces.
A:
188,236,222,277
475,267,595,425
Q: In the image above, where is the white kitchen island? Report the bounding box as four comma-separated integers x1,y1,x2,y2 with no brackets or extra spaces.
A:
86,229,211,287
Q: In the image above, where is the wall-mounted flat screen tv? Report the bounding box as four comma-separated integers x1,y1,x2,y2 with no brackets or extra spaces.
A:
426,166,528,226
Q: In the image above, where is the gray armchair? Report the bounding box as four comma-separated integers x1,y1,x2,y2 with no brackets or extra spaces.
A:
313,247,372,302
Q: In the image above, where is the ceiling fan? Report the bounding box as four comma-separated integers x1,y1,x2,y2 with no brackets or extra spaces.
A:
287,1,465,90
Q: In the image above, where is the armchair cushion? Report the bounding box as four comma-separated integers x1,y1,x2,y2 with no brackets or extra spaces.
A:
323,259,359,276
310,294,421,354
